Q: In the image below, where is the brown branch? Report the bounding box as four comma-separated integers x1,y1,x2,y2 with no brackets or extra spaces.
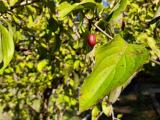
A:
94,23,113,40
85,15,113,40
0,0,40,15
40,77,63,120
10,0,40,10
151,59,160,66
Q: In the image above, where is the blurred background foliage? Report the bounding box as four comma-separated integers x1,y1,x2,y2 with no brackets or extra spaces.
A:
0,0,159,119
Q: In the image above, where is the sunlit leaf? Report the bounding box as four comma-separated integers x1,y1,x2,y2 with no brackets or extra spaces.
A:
9,0,19,6
102,101,112,117
91,106,101,120
79,35,150,112
108,0,129,22
148,6,160,24
0,24,14,74
37,60,48,72
57,0,97,20
154,6,160,18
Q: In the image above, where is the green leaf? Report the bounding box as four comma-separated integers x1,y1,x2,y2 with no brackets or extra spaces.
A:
57,2,79,19
0,24,14,74
148,6,160,24
91,106,101,120
37,60,48,72
79,35,150,112
9,0,19,6
102,101,112,117
108,0,129,22
57,0,96,20
154,6,160,18
137,33,160,59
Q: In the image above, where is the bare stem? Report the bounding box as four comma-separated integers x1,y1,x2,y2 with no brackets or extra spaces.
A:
96,111,103,120
10,0,39,10
94,23,113,40
150,59,160,66
111,109,115,120
85,15,113,40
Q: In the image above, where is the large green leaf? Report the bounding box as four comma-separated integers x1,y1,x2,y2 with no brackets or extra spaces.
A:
57,0,97,20
108,0,128,22
0,24,14,74
79,35,150,112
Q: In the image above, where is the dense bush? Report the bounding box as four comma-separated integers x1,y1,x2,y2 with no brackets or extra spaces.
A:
0,0,159,119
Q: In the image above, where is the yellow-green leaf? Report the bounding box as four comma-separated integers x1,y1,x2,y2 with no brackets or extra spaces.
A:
57,0,97,20
0,24,14,74
108,0,129,22
79,35,150,112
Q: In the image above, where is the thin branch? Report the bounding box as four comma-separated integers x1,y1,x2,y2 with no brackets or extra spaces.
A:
111,108,115,120
111,109,120,120
85,15,113,40
94,23,113,40
150,59,160,66
147,16,160,25
10,0,40,10
0,0,40,15
96,111,103,120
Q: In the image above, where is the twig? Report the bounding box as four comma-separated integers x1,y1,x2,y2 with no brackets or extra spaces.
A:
96,111,103,120
0,0,40,15
147,16,160,25
94,23,113,40
111,108,116,120
85,15,113,40
10,0,40,10
150,59,160,66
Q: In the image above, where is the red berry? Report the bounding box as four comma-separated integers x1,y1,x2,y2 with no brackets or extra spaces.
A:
87,34,96,47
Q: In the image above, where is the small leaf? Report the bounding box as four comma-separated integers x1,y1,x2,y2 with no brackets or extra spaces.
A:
108,86,122,103
137,33,160,59
57,2,79,19
0,24,14,74
148,6,160,25
117,114,123,119
91,106,101,120
102,101,112,117
37,60,48,72
154,6,160,19
57,0,97,20
79,35,150,112
108,0,129,22
9,0,19,6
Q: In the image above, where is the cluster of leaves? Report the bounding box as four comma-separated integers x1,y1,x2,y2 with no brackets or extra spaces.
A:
0,0,108,119
124,0,160,60
0,0,159,120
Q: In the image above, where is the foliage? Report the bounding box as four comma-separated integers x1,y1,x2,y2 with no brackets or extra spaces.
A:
79,35,150,112
0,24,14,74
0,0,159,120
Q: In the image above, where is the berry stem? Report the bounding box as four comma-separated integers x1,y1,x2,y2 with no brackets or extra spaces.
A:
94,23,113,40
150,59,160,66
85,15,113,40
